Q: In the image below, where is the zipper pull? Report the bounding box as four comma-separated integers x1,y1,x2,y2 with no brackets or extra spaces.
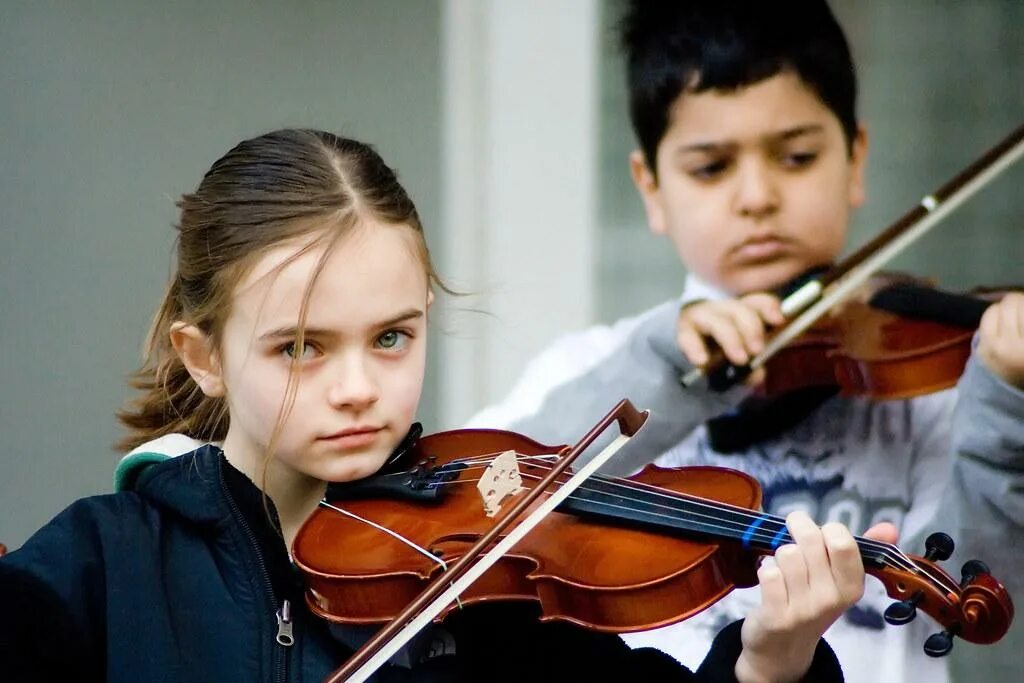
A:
276,599,295,646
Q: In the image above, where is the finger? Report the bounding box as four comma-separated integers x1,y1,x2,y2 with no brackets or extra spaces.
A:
677,318,710,366
722,301,768,356
785,511,833,595
686,307,750,365
980,302,1001,341
757,561,788,617
745,366,767,387
743,292,786,326
863,521,898,545
773,543,810,609
821,522,865,604
1002,293,1023,339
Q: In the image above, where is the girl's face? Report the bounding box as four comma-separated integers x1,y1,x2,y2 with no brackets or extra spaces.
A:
632,70,868,295
216,222,430,486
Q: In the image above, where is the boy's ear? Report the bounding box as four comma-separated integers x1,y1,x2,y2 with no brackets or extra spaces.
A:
629,150,667,235
169,322,225,398
848,125,869,209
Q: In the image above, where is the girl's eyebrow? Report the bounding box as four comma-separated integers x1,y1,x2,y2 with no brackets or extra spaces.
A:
257,309,424,341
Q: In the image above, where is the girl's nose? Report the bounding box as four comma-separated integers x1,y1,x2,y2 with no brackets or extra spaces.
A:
327,356,380,410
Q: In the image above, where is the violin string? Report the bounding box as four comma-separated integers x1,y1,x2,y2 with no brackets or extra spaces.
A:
438,455,905,559
525,461,963,594
466,452,920,561
432,456,908,564
319,501,450,571
423,454,958,593
412,449,959,595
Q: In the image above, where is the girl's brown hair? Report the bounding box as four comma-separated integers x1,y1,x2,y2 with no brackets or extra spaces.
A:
117,129,442,452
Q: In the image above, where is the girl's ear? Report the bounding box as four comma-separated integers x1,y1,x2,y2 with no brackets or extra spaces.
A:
169,322,226,398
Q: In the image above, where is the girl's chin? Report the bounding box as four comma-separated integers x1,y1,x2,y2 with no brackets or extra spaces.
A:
318,452,392,484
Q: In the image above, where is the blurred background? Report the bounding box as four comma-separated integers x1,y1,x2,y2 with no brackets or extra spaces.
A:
1,1,1021,678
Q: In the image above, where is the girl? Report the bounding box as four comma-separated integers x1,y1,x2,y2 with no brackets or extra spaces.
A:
0,129,883,682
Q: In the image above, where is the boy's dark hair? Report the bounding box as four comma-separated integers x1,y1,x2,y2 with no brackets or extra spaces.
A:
619,0,858,171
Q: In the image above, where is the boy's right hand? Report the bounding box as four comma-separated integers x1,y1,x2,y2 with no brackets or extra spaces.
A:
677,293,786,370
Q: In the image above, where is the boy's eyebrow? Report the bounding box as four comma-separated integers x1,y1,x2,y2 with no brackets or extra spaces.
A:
674,124,826,154
773,124,826,141
257,309,424,341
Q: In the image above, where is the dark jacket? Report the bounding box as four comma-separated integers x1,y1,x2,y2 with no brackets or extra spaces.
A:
0,445,843,682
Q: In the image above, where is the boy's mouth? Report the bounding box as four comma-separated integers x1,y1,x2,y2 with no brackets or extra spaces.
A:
733,236,788,262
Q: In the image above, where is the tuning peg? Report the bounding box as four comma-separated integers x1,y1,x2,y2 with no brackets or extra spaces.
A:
924,532,954,562
924,629,956,657
884,590,923,625
960,559,990,584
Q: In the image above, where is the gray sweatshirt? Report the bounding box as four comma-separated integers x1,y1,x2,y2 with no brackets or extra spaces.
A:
469,284,1024,683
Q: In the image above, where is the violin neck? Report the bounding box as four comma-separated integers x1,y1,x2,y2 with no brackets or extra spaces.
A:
560,476,888,566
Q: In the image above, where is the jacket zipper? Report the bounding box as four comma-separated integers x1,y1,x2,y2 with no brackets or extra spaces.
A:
220,467,293,683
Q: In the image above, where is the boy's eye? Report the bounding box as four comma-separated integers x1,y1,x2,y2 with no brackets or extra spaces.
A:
376,330,411,351
780,151,818,168
281,341,320,361
690,159,729,180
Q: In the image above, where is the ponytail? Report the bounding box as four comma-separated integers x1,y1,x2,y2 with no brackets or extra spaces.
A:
116,278,229,452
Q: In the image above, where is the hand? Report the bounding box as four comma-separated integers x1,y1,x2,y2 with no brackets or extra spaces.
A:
677,294,785,377
734,512,897,683
977,292,1024,389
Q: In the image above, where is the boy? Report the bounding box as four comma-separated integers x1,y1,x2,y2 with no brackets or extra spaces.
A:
469,2,1023,681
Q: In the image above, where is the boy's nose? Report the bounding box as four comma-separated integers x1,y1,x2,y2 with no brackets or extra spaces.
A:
327,357,380,410
734,160,780,218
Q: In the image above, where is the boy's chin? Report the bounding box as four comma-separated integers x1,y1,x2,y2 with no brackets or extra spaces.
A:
722,261,826,296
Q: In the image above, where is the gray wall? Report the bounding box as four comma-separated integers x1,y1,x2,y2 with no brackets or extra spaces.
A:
0,0,442,548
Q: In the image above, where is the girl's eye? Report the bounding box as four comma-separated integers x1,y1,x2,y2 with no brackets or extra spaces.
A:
376,330,411,352
281,341,320,361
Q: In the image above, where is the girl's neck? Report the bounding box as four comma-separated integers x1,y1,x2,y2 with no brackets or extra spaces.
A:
221,441,327,550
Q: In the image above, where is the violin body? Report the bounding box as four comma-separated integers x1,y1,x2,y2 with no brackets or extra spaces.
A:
294,428,762,632
295,425,1013,647
759,281,1014,401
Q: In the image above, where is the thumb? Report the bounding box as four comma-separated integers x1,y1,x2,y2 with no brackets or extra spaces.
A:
862,522,899,545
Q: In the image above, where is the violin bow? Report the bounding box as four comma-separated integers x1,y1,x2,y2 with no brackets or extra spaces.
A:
683,122,1024,390
323,399,649,683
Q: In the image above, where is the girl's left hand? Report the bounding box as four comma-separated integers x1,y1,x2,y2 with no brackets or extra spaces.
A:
734,511,897,683
977,292,1024,389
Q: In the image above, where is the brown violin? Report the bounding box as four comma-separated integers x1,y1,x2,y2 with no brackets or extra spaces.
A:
294,401,1013,680
754,279,1014,401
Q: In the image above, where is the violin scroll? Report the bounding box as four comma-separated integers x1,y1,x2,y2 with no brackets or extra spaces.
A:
873,531,1014,656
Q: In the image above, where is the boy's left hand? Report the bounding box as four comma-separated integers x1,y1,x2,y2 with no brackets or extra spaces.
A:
735,512,897,683
977,292,1024,389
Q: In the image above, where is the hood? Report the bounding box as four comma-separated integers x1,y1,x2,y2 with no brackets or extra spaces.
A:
128,443,231,525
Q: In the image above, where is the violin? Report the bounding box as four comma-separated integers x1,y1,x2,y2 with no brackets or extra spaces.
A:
685,123,1024,395
293,401,1014,681
752,279,1014,401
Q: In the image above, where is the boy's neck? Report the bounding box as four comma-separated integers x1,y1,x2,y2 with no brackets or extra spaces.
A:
681,274,732,305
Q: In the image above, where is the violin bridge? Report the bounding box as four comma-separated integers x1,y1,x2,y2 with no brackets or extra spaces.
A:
477,450,526,517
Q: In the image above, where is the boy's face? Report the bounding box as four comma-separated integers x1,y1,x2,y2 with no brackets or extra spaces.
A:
214,223,430,486
631,70,867,295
